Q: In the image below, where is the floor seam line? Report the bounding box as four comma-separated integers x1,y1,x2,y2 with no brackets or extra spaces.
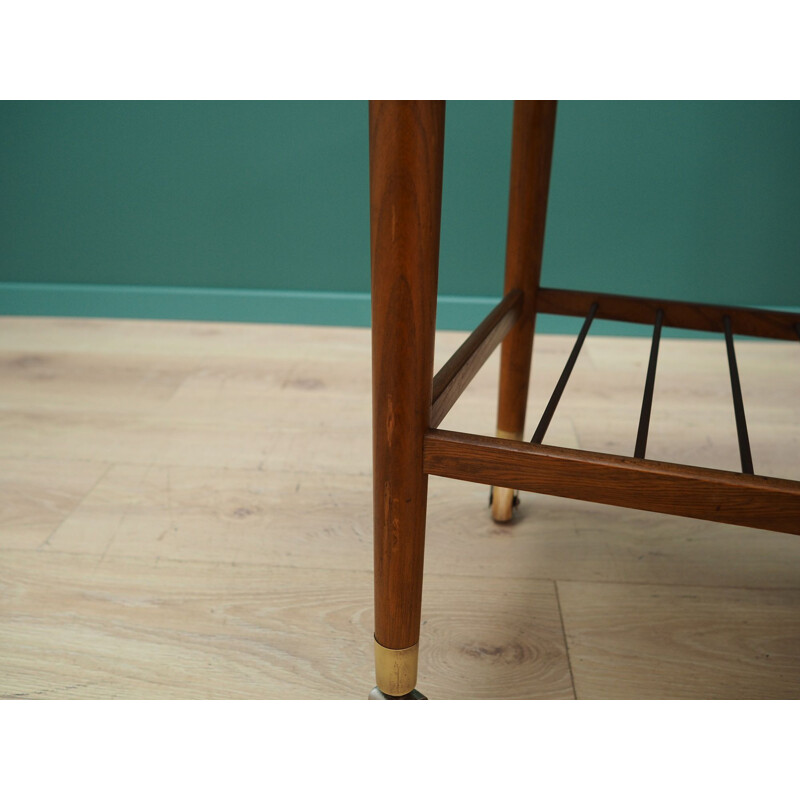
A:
554,580,577,700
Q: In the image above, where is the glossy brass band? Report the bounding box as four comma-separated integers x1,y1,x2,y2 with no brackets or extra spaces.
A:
374,639,419,697
492,429,522,521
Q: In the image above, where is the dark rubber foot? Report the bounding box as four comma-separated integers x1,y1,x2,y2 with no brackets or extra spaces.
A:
368,687,428,700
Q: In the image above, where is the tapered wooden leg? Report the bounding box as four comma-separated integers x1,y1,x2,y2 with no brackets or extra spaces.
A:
370,101,445,696
492,101,558,522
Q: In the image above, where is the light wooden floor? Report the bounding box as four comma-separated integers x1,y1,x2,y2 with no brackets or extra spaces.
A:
1,316,799,699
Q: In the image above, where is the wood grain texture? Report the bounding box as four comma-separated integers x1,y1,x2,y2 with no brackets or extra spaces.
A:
42,462,373,572
431,289,521,429
0,458,109,549
2,316,800,698
496,101,557,438
0,551,571,700
558,581,800,699
370,101,445,650
423,480,800,590
424,429,800,534
492,101,557,523
0,319,379,465
0,552,375,699
538,287,800,340
417,576,573,699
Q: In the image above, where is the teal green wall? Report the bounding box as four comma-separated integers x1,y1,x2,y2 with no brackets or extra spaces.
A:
1,101,799,332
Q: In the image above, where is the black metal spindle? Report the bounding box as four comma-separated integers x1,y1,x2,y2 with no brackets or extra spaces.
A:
531,302,598,445
634,308,664,459
723,315,754,474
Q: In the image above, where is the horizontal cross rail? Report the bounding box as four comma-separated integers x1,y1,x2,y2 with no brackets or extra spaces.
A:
537,287,800,341
423,429,800,535
430,289,522,428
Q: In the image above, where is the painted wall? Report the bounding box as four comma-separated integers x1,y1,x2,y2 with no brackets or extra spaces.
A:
1,101,799,331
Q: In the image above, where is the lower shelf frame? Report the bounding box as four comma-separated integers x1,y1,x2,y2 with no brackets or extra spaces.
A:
423,429,800,536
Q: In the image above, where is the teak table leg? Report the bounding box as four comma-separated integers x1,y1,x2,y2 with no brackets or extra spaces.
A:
369,101,445,697
492,101,557,522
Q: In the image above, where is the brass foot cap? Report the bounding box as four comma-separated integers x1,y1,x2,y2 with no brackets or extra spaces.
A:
491,429,522,522
374,639,419,697
491,486,518,522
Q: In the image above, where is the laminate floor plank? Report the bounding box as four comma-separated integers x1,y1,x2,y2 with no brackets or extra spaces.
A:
557,580,800,699
2,316,799,699
0,551,571,699
0,458,110,550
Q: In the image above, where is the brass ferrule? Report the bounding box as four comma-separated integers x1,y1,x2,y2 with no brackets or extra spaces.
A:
496,428,523,441
374,638,419,697
492,429,522,522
